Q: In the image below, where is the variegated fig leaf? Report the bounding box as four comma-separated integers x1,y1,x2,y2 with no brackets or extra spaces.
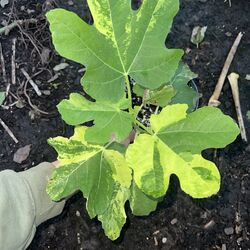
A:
47,127,132,240
57,93,133,144
46,0,183,102
126,104,239,199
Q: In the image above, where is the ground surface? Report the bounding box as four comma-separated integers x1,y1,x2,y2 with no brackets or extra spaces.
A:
0,0,250,249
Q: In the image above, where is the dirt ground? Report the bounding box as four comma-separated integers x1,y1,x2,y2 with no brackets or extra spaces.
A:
0,0,249,249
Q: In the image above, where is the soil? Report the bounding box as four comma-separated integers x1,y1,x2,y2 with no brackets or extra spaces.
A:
0,0,250,249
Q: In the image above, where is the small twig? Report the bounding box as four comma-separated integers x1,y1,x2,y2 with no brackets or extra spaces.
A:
5,83,10,99
23,80,49,115
0,42,7,83
0,19,37,35
208,32,243,106
228,73,248,143
21,68,42,96
11,38,16,85
17,25,43,61
0,118,19,143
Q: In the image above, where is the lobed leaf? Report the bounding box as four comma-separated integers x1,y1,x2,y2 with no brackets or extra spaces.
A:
46,0,183,102
57,93,133,144
126,104,239,199
47,127,132,240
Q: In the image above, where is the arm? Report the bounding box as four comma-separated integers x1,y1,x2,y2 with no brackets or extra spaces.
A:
0,162,65,250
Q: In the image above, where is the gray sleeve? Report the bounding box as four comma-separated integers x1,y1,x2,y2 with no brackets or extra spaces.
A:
0,162,65,250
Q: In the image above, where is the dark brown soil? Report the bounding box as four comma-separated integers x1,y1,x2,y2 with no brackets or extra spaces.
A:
0,0,250,249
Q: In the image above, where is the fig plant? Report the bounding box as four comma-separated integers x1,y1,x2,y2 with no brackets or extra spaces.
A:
46,0,239,240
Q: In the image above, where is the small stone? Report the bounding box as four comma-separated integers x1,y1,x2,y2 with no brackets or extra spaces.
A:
76,210,81,217
162,237,167,244
224,227,234,235
68,0,74,5
170,218,178,225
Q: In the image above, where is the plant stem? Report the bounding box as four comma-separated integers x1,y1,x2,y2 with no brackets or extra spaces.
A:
124,76,152,135
135,120,152,135
125,75,132,110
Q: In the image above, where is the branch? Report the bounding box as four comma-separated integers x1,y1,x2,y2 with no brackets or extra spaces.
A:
0,19,37,35
228,73,248,143
208,32,243,106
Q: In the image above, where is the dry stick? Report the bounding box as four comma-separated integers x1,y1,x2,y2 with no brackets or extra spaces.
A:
11,38,16,85
228,73,248,143
0,42,7,83
23,80,49,115
0,118,19,143
208,32,243,106
21,68,42,96
0,19,37,35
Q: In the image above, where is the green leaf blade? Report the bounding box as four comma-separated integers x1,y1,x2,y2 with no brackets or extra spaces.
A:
57,93,133,144
176,154,220,198
126,134,169,198
171,63,199,111
126,104,239,202
47,127,132,240
98,187,130,240
157,106,240,154
129,181,158,216
47,0,184,101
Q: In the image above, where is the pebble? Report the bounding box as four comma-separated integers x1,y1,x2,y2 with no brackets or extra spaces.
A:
75,210,81,217
171,218,178,225
224,227,234,235
162,237,167,244
68,0,74,6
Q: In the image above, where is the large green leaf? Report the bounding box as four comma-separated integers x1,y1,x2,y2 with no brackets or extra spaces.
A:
126,104,239,199
57,93,133,144
47,127,132,240
46,0,183,102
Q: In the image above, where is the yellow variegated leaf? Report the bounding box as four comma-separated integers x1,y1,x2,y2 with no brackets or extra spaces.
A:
126,104,239,199
47,127,132,240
